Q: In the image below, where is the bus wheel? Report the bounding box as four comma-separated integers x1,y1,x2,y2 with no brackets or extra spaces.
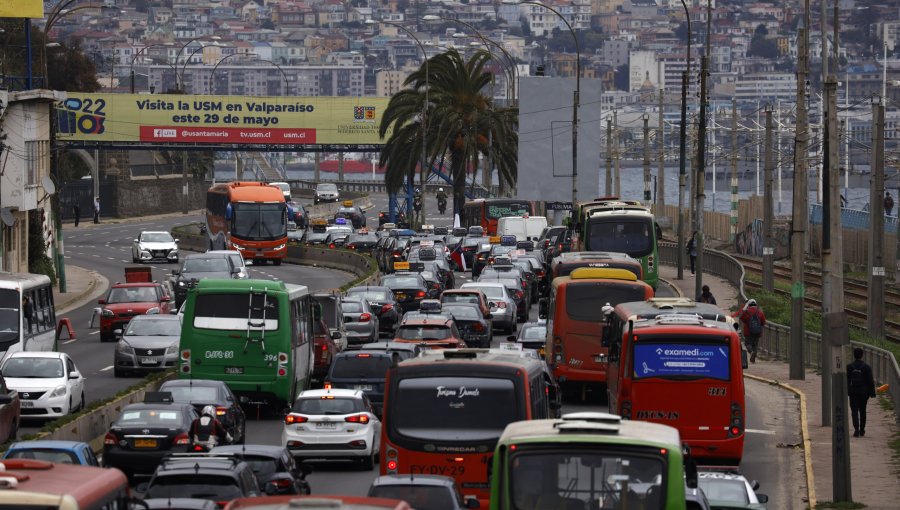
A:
273,259,282,266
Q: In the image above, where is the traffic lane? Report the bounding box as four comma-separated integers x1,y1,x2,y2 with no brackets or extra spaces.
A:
739,378,806,509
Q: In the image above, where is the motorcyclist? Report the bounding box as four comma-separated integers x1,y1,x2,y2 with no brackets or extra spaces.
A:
436,188,448,214
189,405,232,450
413,188,423,213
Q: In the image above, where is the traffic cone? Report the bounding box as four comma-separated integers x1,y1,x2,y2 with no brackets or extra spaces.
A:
877,383,889,394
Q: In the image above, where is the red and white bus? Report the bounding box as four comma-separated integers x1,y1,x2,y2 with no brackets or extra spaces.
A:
0,459,131,510
206,181,289,265
380,348,556,506
605,298,746,466
541,267,654,395
461,199,534,236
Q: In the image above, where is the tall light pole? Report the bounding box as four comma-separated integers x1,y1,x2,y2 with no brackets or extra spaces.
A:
367,19,428,224
504,0,579,206
208,53,259,94
173,36,220,92
130,43,175,93
677,0,692,280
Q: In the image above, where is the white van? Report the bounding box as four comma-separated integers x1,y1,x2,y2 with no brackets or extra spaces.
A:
497,216,548,242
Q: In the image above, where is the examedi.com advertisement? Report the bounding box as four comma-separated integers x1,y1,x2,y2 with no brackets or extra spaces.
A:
633,343,730,380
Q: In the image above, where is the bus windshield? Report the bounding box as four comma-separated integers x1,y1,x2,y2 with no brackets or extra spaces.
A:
232,202,287,241
632,341,731,380
486,201,531,220
509,449,665,510
566,282,649,322
0,289,19,341
586,218,654,257
192,293,280,331
392,376,517,441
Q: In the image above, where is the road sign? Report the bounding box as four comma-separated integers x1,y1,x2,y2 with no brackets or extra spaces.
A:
545,201,573,211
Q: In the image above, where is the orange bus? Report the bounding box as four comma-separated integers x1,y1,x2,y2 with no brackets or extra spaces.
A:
461,199,533,235
0,459,131,510
541,268,654,395
380,348,556,507
549,251,644,280
207,182,289,265
605,298,746,465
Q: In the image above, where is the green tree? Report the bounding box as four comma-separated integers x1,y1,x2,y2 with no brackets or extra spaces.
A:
748,25,778,59
46,39,101,92
378,49,518,216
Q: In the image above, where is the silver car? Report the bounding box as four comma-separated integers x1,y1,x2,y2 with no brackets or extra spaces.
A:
341,297,380,345
206,249,250,278
132,231,179,264
460,282,517,335
113,315,181,377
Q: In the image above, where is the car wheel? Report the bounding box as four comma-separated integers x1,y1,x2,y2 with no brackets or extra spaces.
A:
360,450,376,470
273,259,282,266
132,254,138,263
113,367,124,378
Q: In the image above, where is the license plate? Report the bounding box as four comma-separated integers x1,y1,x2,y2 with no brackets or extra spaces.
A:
20,401,33,408
355,384,372,391
134,439,157,448
140,358,158,365
315,422,337,429
225,366,244,375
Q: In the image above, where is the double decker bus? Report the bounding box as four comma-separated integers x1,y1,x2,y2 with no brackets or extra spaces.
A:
541,268,654,397
207,181,289,265
0,459,131,510
461,199,534,236
490,413,697,510
573,199,660,289
0,272,57,361
605,298,745,465
178,278,316,408
380,349,557,506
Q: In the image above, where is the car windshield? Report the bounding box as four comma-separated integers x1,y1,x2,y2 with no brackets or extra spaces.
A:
442,294,479,305
126,318,180,336
520,326,546,340
396,326,451,341
241,456,279,477
566,282,649,321
116,408,184,426
347,290,390,302
341,301,365,313
2,357,64,378
586,218,654,256
232,202,287,242
107,287,159,303
383,277,422,288
141,233,174,243
463,237,489,247
193,293,279,331
162,385,220,403
5,449,79,464
464,285,503,298
317,184,337,193
146,475,243,500
698,478,750,504
348,235,377,244
292,397,363,415
331,355,392,379
182,258,230,273
443,306,479,320
369,486,459,510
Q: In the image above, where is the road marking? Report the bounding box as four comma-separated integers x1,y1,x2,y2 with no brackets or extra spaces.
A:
92,254,100,257
745,428,776,435
100,365,113,372
106,257,115,260
62,339,77,345
89,331,100,335
120,260,129,263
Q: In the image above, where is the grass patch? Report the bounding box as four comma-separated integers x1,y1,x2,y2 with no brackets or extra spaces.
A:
813,502,867,509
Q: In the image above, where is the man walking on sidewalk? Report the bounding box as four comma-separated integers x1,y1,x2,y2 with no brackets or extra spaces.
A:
736,299,766,363
847,347,876,437
73,203,80,227
93,197,100,224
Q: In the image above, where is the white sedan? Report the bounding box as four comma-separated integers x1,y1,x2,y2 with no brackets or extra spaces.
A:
281,388,381,470
1,352,85,419
132,231,179,264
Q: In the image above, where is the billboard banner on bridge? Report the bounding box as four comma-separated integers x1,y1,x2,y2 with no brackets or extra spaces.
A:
57,93,389,145
0,0,43,18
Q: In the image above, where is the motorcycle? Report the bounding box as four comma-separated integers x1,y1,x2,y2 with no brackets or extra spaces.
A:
437,196,447,215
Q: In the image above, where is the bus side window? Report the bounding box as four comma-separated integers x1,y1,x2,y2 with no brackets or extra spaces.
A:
298,296,312,346
291,300,301,347
38,287,53,332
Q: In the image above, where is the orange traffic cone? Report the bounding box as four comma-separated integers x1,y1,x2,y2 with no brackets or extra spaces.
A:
877,383,889,394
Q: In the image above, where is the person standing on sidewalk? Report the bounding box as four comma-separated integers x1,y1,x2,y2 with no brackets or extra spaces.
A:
736,299,766,363
93,197,100,224
885,191,894,217
73,203,80,227
699,285,717,305
847,347,876,437
686,231,698,276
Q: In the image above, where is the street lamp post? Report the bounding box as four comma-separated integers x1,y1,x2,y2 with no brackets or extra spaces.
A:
130,43,176,93
677,0,692,280
503,0,579,207
208,53,258,94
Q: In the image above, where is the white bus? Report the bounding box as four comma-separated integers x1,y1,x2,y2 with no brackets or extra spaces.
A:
0,273,58,360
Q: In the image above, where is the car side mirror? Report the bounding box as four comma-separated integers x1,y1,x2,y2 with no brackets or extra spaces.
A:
135,481,150,494
506,336,517,342
331,331,341,340
684,451,698,489
68,370,81,379
175,239,180,243
0,394,12,405
538,298,548,319
97,298,106,305
113,329,123,339
756,494,768,504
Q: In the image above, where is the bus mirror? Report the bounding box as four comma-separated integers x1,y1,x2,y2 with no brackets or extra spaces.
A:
465,498,481,508
313,303,323,321
684,453,698,489
757,494,769,504
538,299,548,319
601,328,611,348
741,350,749,370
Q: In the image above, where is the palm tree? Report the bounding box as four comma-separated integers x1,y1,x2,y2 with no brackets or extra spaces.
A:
378,49,518,217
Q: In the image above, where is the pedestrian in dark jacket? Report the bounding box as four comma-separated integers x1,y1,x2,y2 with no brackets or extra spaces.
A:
736,299,766,363
699,285,717,305
73,203,81,227
686,231,698,275
847,348,877,437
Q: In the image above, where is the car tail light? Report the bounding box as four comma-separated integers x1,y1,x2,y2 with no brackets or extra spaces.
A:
174,433,191,445
359,313,372,322
515,290,524,300
415,291,426,298
537,270,545,278
495,302,507,309
104,432,117,446
216,406,228,416
381,304,393,313
379,212,385,218
321,343,329,351
431,283,441,289
543,240,550,248
324,382,332,389
473,323,485,332
521,280,527,289
286,440,305,447
392,252,401,258
285,414,308,424
272,479,292,488
345,414,370,424
329,243,336,249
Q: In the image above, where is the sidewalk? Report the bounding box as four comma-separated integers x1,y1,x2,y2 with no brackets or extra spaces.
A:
54,265,108,316
61,209,206,229
661,263,900,509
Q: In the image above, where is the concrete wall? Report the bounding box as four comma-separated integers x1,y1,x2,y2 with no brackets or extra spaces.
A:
115,177,206,218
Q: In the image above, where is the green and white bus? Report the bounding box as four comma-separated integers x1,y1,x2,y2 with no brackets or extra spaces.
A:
490,412,697,510
178,279,316,408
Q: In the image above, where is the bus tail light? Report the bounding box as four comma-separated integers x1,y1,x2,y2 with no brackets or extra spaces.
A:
386,460,398,471
621,401,632,420
173,433,191,445
385,445,399,473
345,414,370,424
359,313,372,322
648,254,655,270
278,352,289,363
181,349,191,361
728,403,744,437
277,367,287,376
285,414,308,424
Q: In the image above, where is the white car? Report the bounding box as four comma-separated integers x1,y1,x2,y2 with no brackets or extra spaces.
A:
281,388,381,470
132,231,179,264
206,249,250,278
1,352,85,419
315,183,340,204
697,471,768,509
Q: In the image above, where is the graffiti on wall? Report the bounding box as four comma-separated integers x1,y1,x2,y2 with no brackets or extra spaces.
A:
734,218,790,258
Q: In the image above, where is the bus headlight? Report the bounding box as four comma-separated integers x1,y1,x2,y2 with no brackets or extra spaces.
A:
49,385,67,398
273,243,286,251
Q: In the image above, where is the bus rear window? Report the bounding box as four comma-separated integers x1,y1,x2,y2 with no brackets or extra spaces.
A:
633,342,731,380
391,377,517,441
0,289,18,341
193,293,279,331
587,219,653,256
486,202,531,220
565,282,648,322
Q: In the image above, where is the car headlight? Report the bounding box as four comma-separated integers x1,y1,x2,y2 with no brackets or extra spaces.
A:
146,307,160,315
165,343,179,355
101,308,115,318
177,280,186,288
168,249,178,256
117,341,134,355
49,385,67,398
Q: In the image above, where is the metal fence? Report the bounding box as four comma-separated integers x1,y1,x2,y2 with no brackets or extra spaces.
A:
660,242,900,423
285,179,498,197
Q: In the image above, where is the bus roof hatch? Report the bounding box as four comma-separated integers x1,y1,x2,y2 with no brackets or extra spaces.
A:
569,267,638,281
555,421,620,435
647,297,696,309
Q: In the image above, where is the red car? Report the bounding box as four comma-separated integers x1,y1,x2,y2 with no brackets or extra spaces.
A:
392,317,464,349
313,318,338,381
98,283,172,342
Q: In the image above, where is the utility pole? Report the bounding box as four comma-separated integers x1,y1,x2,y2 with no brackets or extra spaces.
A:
182,151,189,214
730,99,739,240
694,53,708,299
677,69,688,280
824,74,852,504
643,114,651,205
763,105,774,291
614,111,621,198
606,118,613,196
790,3,809,382
657,89,666,214
868,98,886,338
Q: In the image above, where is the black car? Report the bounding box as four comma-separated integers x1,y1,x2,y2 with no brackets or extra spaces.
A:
344,286,402,333
334,206,366,229
158,379,247,444
141,453,262,501
325,350,395,417
442,303,492,348
471,242,493,278
102,398,198,479
171,254,240,307
380,273,429,312
345,233,379,254
211,445,312,495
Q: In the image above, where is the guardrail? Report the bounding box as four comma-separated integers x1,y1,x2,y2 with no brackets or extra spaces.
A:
285,179,499,198
659,241,900,423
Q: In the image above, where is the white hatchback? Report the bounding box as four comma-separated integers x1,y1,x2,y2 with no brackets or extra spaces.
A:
1,352,86,419
281,388,381,470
